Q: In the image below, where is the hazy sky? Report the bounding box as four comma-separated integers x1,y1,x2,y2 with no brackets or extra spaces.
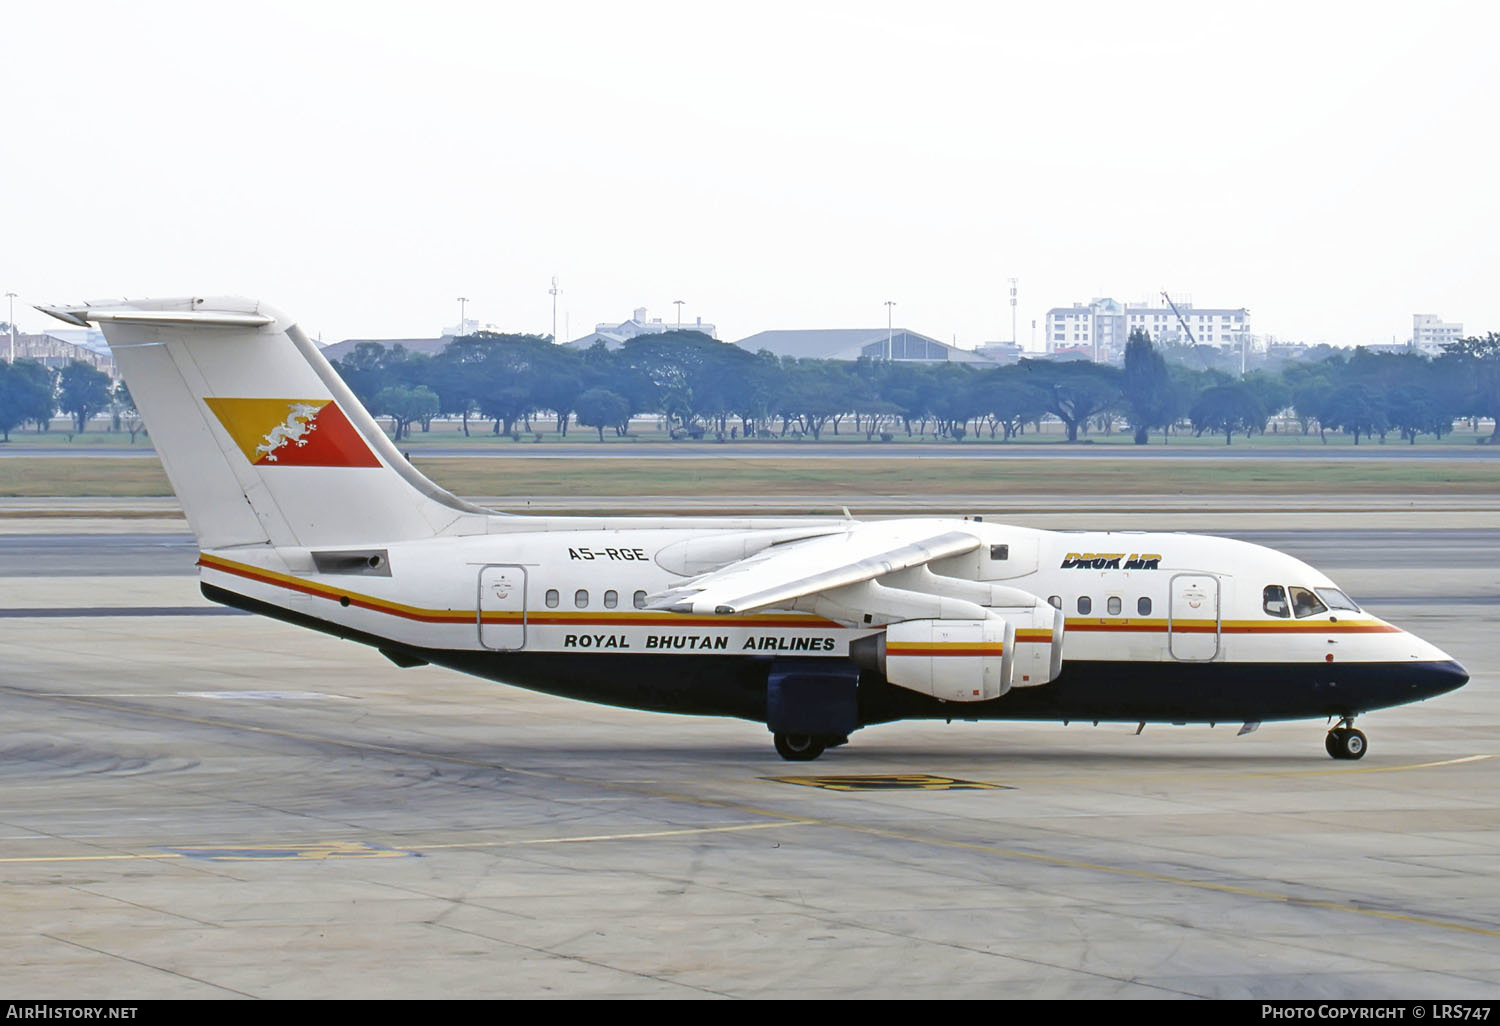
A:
4,1,1496,349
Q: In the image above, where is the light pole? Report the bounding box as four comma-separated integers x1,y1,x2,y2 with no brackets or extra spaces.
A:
456,297,468,337
549,277,562,343
884,300,896,361
674,299,684,330
5,292,15,363
1008,277,1018,345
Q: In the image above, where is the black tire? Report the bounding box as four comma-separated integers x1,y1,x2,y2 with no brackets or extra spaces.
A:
1325,732,1341,759
1327,728,1368,760
774,733,826,761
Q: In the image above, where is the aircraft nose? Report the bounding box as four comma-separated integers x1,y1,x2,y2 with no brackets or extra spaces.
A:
1415,659,1469,699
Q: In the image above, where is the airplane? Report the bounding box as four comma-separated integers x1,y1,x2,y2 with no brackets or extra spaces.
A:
39,296,1468,762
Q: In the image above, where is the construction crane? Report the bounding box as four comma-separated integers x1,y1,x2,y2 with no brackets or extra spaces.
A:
1162,290,1251,375
1160,291,1197,347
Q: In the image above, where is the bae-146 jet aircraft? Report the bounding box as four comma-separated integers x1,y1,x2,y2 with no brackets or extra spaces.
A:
40,297,1468,761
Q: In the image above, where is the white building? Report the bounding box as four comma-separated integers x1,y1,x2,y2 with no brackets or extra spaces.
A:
565,307,718,350
1412,314,1462,355
1046,297,1250,364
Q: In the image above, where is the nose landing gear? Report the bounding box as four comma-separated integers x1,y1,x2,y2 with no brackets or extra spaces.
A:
1325,718,1367,760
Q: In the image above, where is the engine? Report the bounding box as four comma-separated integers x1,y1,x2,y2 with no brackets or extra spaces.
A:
797,566,1065,703
842,579,1064,703
884,614,1014,701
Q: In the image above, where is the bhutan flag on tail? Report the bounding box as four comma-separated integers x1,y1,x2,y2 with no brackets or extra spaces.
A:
202,398,382,468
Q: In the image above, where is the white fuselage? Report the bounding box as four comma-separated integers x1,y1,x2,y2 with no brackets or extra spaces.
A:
197,517,1449,672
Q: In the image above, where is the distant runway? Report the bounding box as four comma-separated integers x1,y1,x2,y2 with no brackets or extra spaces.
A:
2,507,1497,997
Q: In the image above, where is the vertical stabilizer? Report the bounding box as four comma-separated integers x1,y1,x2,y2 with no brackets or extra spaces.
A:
40,296,490,549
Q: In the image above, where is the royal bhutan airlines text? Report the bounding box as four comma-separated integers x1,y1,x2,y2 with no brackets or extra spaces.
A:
562,633,837,651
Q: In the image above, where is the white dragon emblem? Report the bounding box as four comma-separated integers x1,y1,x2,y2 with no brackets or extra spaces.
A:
256,402,322,462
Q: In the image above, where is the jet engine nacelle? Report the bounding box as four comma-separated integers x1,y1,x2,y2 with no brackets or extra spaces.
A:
1001,600,1065,688
861,614,1016,703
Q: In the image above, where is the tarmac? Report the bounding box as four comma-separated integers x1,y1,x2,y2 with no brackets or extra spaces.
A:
2,497,1497,999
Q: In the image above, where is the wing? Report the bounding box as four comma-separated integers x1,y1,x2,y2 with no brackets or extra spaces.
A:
647,522,981,615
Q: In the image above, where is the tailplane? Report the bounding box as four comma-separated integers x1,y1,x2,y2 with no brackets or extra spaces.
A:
40,296,491,549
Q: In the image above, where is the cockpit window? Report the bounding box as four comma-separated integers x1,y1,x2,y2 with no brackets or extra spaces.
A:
1263,585,1289,618
1289,586,1327,618
1315,587,1359,612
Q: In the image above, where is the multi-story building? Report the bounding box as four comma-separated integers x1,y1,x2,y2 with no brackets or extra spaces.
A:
1046,297,1250,364
1412,314,1462,355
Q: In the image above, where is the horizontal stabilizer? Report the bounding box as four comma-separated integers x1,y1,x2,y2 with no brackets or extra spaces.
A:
38,304,274,329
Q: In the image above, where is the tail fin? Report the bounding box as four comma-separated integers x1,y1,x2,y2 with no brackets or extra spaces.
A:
40,296,491,549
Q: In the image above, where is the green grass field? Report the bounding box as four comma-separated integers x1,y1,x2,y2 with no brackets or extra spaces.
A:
2,455,1495,498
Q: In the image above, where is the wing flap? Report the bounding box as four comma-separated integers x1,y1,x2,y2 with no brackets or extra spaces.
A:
648,524,981,615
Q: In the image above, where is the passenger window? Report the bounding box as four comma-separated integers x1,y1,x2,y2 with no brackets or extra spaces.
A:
604,590,618,609
1048,595,1062,609
1290,586,1327,618
634,590,648,609
1262,585,1289,618
574,589,589,608
1077,596,1092,615
1106,596,1122,616
545,589,560,608
1137,597,1152,616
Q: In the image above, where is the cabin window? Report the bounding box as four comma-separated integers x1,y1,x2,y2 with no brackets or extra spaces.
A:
1262,585,1289,618
604,589,618,609
1290,586,1327,618
1137,596,1152,616
1048,595,1062,609
1106,596,1122,616
1315,587,1359,612
574,589,589,608
545,589,560,608
634,590,648,609
1077,596,1092,615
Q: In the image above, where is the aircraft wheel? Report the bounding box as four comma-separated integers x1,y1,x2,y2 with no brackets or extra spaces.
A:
1326,728,1367,761
774,733,826,761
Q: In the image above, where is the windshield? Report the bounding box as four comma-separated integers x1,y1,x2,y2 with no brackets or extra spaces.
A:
1289,586,1327,618
1315,587,1360,612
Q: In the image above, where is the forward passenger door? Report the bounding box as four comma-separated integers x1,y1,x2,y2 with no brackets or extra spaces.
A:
1168,573,1220,661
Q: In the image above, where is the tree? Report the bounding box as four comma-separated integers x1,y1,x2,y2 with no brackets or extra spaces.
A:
373,385,439,441
1386,384,1446,444
574,387,630,441
57,361,112,433
1442,333,1500,441
1025,360,1121,442
0,361,56,440
332,341,399,407
1321,384,1387,445
113,380,147,443
1121,331,1174,444
1189,384,1266,444
1283,358,1342,439
983,365,1050,440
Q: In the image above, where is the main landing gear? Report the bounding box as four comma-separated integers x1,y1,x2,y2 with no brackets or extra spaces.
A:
1325,718,1368,761
772,733,848,761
